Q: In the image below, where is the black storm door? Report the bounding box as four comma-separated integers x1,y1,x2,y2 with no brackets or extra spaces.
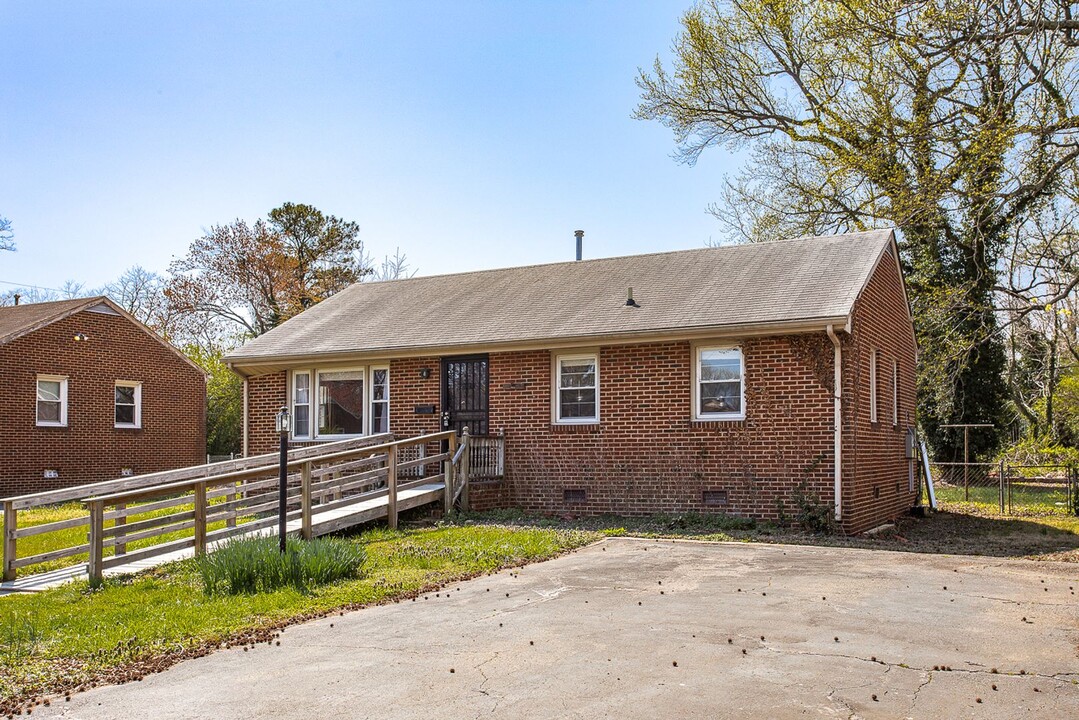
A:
441,355,489,436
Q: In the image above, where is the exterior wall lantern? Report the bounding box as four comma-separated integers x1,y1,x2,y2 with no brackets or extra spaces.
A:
419,367,432,379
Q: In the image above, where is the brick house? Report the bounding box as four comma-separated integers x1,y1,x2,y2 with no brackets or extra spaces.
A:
0,297,206,496
225,230,918,533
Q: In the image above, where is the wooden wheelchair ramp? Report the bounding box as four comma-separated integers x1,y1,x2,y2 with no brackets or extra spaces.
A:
2,430,472,594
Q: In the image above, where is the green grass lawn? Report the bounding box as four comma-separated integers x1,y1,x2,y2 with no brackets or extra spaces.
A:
2,500,243,577
0,524,598,711
934,483,1074,515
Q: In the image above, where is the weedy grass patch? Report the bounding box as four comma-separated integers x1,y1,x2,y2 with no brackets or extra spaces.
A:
0,524,598,712
196,535,367,595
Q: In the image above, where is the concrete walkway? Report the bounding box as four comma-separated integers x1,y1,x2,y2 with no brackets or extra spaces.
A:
38,538,1079,719
1,483,444,595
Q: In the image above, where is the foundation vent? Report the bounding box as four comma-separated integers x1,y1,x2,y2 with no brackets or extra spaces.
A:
702,489,728,506
563,488,587,504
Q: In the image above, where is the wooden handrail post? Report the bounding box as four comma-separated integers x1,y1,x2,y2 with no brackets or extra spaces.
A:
2,501,16,582
88,500,105,586
301,461,313,540
445,433,458,515
387,444,399,530
193,482,207,556
460,426,471,512
227,482,238,528
115,503,127,556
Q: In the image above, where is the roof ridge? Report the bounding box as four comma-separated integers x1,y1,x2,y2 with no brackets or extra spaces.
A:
355,229,894,289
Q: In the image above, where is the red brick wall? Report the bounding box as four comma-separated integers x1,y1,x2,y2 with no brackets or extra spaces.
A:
483,339,837,522
0,309,206,496
843,245,920,532
245,371,287,456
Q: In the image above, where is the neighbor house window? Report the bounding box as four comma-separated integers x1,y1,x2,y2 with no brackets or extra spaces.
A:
892,359,899,427
292,371,312,438
555,353,599,423
36,376,68,427
869,348,878,423
694,346,744,420
114,381,142,428
371,367,390,434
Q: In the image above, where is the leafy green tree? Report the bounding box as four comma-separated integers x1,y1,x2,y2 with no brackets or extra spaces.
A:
636,0,1079,459
168,203,370,338
267,202,368,310
185,345,244,456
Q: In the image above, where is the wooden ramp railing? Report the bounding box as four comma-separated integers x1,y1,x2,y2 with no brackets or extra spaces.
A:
468,430,504,480
3,429,474,585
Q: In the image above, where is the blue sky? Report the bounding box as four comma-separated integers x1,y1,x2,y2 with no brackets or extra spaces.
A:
0,1,739,292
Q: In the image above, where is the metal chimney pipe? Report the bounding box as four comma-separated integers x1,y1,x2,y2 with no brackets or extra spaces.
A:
574,230,584,261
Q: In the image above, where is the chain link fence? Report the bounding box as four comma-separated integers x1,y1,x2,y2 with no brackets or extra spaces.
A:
931,461,1078,516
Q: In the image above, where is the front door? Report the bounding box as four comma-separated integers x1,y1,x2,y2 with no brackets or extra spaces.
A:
441,354,489,436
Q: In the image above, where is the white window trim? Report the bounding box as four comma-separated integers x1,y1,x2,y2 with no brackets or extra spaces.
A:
291,366,389,441
114,380,142,429
314,368,366,440
36,375,68,427
692,344,746,421
291,370,313,440
869,348,878,423
892,359,899,427
552,352,600,425
370,364,391,435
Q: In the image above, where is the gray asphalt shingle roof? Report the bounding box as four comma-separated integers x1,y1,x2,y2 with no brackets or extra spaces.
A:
0,297,105,346
225,229,894,368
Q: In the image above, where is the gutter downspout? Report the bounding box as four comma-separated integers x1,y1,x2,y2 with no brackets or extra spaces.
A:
826,324,843,522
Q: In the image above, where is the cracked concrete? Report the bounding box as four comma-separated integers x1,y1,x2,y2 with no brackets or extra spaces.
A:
40,538,1079,719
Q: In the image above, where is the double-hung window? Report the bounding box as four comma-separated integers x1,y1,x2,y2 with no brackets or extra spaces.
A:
694,346,744,420
36,375,68,426
114,381,142,428
371,367,390,434
290,366,389,440
293,372,312,437
555,353,599,423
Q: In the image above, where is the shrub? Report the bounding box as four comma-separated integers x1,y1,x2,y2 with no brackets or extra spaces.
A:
777,481,837,534
999,435,1079,468
196,535,366,596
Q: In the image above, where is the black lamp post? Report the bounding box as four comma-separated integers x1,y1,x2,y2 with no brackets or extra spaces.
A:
275,406,291,553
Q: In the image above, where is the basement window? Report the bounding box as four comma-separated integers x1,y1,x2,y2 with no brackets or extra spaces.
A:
114,381,142,428
36,375,68,427
694,345,744,421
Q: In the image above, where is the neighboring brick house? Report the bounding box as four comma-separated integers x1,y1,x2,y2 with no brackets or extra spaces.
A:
0,297,206,496
225,230,918,534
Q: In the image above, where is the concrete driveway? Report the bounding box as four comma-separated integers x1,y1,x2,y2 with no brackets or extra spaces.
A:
42,538,1079,719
